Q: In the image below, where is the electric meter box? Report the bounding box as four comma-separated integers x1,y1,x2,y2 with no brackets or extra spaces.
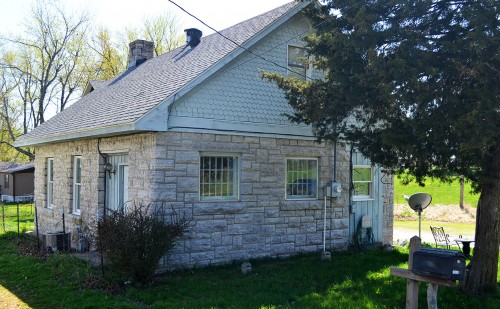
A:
326,182,342,198
412,248,466,281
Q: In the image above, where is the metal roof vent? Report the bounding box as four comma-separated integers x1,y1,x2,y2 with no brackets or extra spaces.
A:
184,28,202,48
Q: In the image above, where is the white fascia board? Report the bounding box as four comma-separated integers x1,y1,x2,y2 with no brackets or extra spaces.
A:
14,123,138,147
168,117,315,139
134,1,311,131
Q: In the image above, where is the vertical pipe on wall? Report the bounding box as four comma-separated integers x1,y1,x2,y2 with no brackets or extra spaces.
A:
97,138,107,219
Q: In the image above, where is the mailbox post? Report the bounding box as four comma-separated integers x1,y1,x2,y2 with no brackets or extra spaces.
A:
390,237,459,309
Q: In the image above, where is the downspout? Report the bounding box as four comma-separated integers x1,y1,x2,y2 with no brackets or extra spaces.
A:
97,138,107,277
349,145,354,208
97,139,107,219
349,145,354,244
330,139,337,250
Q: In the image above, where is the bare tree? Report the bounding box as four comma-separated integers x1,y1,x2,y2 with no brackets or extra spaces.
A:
1,0,89,125
142,13,184,56
87,27,125,81
0,0,89,160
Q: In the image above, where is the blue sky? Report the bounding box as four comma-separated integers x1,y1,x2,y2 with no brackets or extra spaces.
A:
0,0,292,37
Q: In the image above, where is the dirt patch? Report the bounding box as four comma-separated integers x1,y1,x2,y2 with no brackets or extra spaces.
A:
394,204,476,224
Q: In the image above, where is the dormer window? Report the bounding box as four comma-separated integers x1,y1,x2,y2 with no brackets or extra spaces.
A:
288,45,309,80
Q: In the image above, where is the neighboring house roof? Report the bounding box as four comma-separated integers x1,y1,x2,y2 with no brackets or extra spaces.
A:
0,162,17,172
15,1,311,147
2,163,35,174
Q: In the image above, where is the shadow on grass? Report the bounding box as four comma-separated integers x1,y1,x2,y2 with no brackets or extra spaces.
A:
0,233,498,308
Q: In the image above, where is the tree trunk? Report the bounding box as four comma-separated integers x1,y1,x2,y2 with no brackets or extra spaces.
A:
462,150,500,294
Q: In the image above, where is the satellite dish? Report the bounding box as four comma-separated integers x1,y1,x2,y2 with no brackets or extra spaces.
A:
405,193,432,239
408,193,432,212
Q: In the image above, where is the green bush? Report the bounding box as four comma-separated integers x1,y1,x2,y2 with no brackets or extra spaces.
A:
97,203,188,285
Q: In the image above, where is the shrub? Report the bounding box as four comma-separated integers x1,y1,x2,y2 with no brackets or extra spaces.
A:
97,203,188,285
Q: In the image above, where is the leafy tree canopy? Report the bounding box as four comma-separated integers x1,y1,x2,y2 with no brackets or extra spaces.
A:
265,0,499,294
268,0,499,189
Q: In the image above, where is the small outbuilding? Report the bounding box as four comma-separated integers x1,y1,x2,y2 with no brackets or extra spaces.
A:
0,163,35,202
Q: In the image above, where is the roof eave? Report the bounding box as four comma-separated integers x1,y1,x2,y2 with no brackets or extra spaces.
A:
14,123,142,147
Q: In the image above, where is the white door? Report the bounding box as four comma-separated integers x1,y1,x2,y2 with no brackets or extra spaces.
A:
106,154,129,212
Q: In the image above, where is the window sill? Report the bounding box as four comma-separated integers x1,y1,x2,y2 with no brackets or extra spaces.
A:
199,199,239,203
352,197,375,202
280,199,322,210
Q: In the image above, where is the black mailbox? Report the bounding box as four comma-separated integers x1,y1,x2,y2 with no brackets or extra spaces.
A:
412,248,466,280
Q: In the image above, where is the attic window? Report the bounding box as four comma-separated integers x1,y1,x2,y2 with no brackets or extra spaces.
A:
288,45,309,80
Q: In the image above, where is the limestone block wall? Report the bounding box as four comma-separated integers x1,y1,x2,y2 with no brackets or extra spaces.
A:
32,130,391,267
33,133,156,249
153,132,351,269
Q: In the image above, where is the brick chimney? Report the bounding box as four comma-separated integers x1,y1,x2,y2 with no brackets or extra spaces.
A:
128,40,154,68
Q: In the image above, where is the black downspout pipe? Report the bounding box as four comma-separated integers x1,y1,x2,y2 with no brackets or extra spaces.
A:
97,139,107,278
97,139,107,219
333,141,337,182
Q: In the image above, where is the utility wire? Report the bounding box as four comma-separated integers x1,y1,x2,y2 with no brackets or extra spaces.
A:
168,0,314,81
167,0,368,96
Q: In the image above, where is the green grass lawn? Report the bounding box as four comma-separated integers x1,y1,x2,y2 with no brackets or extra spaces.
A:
393,175,480,207
0,203,35,234
0,233,498,308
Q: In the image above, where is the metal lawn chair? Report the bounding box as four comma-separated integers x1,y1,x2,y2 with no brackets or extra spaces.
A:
430,226,451,249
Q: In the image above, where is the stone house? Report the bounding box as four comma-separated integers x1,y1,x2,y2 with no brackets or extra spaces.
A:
16,1,393,269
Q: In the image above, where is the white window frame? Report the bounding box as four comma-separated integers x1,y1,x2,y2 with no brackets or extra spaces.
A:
352,165,373,201
46,158,54,208
72,156,82,215
287,45,311,80
118,163,129,208
286,158,318,200
199,153,239,201
4,174,9,189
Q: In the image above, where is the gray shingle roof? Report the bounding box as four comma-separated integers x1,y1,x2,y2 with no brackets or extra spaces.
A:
16,1,306,146
0,162,17,172
2,163,35,174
